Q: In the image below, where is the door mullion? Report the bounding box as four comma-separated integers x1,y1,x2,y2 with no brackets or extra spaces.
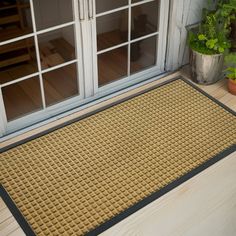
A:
127,0,131,77
0,89,7,137
82,21,95,98
73,0,85,99
157,0,170,72
81,0,96,97
92,19,99,95
29,0,46,109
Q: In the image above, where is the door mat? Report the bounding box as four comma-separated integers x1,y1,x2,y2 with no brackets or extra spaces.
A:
0,77,235,236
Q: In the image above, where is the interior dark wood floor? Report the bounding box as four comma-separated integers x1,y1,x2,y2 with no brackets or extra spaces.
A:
0,31,145,121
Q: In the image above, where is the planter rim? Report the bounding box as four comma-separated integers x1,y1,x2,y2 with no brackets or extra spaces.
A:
190,48,224,57
228,78,236,84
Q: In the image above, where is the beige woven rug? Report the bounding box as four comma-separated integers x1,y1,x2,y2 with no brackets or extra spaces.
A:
0,78,235,236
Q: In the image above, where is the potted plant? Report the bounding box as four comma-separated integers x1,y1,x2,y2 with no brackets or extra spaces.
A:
218,0,236,51
187,3,231,84
206,0,236,50
225,53,236,95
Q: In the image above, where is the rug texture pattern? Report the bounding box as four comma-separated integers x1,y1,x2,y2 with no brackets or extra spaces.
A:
0,79,235,235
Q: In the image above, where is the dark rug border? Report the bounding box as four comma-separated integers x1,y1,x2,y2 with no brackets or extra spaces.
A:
0,76,235,153
0,76,235,236
87,144,236,236
1,145,235,236
0,185,36,236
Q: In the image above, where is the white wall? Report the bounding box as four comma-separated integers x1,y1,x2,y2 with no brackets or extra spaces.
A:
166,0,209,70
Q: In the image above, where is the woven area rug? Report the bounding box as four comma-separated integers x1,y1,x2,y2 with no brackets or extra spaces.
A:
0,77,235,236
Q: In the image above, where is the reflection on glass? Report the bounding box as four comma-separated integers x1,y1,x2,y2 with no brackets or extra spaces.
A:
43,63,79,106
38,26,76,70
131,0,159,40
97,10,128,51
96,0,128,14
130,36,157,74
2,76,43,121
98,46,128,86
0,0,33,42
33,0,73,30
131,0,145,3
0,37,38,84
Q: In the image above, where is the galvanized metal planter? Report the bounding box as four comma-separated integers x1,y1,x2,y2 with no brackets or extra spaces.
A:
189,49,224,85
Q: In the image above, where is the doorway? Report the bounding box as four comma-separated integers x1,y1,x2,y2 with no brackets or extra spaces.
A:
0,0,169,136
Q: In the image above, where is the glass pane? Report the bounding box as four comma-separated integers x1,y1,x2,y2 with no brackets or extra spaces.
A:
33,0,73,31
43,63,79,106
98,46,128,86
130,36,157,74
97,10,128,51
131,0,159,40
0,0,33,42
96,0,128,14
2,76,43,121
0,37,38,84
38,26,76,70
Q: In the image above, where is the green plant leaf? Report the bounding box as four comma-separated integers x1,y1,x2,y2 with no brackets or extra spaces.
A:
198,34,207,40
206,39,218,49
187,0,232,55
219,47,225,53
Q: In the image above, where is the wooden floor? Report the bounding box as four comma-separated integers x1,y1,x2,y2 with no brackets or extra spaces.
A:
100,151,236,236
96,30,157,86
0,202,25,236
1,31,146,120
181,65,236,111
0,70,235,236
1,63,78,121
0,36,79,121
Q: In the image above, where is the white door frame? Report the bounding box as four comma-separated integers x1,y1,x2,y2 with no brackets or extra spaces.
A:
90,0,170,95
0,0,171,137
0,89,7,137
0,0,86,136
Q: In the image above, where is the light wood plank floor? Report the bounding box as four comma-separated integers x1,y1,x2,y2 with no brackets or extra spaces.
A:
181,65,236,111
100,151,236,236
0,70,235,236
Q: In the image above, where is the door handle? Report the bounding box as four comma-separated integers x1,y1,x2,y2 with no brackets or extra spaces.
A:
88,0,94,19
78,0,85,20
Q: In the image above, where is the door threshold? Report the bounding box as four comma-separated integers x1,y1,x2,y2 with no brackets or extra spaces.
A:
0,70,181,149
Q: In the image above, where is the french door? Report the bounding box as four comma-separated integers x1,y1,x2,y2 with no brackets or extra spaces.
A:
0,0,169,137
91,0,169,94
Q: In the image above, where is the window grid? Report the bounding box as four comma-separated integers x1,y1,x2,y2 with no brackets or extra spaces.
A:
0,0,80,124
